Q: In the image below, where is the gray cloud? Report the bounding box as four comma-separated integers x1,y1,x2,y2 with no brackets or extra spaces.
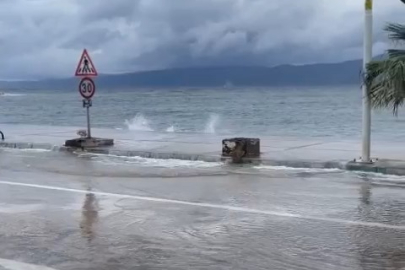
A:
0,0,404,80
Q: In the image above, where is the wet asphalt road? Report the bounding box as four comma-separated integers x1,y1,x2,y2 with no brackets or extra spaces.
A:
1,149,405,269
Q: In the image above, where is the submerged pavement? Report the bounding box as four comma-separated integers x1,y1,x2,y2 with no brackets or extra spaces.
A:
1,148,405,269
1,124,405,174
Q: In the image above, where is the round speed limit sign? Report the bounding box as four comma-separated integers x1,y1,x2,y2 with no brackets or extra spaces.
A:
79,77,96,99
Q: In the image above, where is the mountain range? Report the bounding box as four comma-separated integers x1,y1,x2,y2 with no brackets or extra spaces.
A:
0,57,375,89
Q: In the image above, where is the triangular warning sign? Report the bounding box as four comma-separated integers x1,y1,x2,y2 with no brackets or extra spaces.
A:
75,49,98,77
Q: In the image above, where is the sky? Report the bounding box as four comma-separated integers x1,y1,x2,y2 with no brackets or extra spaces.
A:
0,0,404,80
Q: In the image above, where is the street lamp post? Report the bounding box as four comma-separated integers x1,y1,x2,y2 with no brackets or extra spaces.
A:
361,0,373,163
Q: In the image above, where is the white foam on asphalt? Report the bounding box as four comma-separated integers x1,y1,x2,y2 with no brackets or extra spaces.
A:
79,153,223,168
354,171,405,181
0,180,405,231
0,258,58,270
253,165,342,173
2,148,52,153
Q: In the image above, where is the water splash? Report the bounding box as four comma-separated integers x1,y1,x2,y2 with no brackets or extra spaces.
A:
125,113,153,131
204,113,220,134
166,125,176,133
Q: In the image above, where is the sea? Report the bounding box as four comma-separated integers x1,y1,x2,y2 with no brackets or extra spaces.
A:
1,85,405,270
1,85,405,140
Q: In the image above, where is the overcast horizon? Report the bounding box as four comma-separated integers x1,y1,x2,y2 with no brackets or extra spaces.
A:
1,0,405,80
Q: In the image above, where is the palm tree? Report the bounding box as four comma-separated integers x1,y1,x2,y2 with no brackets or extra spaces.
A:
365,1,405,115
365,23,405,115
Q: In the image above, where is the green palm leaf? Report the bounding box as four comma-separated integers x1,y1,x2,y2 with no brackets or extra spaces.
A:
385,23,405,42
366,23,405,115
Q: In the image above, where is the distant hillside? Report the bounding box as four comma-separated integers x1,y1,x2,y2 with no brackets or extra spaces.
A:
0,57,375,90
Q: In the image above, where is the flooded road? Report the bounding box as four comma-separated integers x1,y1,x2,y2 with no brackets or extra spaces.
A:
1,149,405,269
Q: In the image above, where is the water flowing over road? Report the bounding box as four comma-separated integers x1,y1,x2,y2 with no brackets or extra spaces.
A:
1,148,405,270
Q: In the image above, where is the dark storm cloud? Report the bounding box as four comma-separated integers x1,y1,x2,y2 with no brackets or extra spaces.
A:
0,0,403,80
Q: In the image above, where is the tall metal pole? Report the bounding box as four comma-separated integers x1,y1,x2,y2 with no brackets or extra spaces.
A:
361,0,373,162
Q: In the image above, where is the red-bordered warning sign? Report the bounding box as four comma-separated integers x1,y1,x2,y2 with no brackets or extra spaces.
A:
79,77,96,99
75,49,98,77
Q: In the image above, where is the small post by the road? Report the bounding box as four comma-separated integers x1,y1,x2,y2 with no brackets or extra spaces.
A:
75,49,98,139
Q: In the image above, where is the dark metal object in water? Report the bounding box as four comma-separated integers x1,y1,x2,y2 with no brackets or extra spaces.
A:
222,137,260,163
65,137,114,149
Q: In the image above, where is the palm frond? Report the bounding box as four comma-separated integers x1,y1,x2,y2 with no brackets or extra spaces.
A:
363,18,405,115
366,58,405,115
365,61,385,86
387,49,405,59
385,23,405,43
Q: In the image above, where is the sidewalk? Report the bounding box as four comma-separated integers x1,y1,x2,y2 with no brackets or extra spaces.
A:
1,124,405,175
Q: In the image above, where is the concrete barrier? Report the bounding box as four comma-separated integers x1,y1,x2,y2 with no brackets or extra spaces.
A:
2,133,405,176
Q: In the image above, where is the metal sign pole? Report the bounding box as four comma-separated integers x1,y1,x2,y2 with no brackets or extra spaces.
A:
83,99,92,138
86,103,91,138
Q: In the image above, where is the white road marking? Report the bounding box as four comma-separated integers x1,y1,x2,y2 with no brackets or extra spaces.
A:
0,180,404,230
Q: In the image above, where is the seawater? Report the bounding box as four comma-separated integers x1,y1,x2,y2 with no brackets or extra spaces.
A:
1,85,405,141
